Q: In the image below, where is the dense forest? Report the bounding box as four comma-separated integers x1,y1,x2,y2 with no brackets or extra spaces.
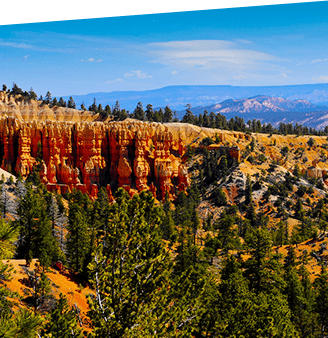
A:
0,146,328,337
3,83,328,336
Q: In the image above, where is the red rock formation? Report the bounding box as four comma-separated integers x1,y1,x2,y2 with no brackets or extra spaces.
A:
0,115,191,200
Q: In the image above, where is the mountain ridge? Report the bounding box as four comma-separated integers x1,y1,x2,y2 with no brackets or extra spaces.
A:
60,83,328,112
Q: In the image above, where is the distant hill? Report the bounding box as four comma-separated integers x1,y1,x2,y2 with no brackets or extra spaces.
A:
177,95,328,129
61,83,328,112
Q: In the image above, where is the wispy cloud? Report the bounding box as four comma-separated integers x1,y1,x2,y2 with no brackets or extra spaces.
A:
298,58,328,66
233,75,248,80
311,58,328,64
80,57,103,63
171,70,178,75
0,41,33,49
23,55,31,60
235,39,253,44
124,70,152,79
0,39,73,53
105,78,124,84
312,76,328,82
147,40,279,69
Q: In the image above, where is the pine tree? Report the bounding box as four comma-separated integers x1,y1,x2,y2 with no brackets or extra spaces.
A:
66,201,90,272
132,102,145,120
88,189,199,337
163,105,173,122
45,91,52,104
0,309,44,338
244,227,285,295
314,266,328,338
16,185,42,265
58,97,66,107
209,254,298,337
41,293,83,337
28,87,37,101
33,207,58,268
51,97,58,107
245,174,253,205
67,96,76,109
181,104,195,124
145,103,154,122
214,213,241,253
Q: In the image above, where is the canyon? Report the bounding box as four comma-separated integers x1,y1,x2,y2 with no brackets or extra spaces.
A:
0,92,240,200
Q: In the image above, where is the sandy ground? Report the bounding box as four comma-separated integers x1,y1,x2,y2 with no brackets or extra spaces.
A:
2,259,94,319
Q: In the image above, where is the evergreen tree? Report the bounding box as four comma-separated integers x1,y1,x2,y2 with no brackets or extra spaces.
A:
66,191,91,275
58,97,66,107
163,105,173,122
145,103,154,122
214,213,241,253
33,207,58,268
88,189,199,337
181,104,195,124
245,174,253,205
88,98,98,113
132,101,145,120
51,97,58,107
16,185,42,265
45,91,52,104
314,266,328,338
67,96,76,109
244,228,285,295
0,309,44,338
11,83,24,96
28,87,37,101
208,255,297,337
41,293,83,337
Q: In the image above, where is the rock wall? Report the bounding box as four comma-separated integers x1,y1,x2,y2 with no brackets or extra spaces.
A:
0,117,190,200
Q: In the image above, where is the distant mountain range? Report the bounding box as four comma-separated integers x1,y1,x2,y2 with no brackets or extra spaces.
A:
59,84,328,129
177,95,328,129
62,83,328,112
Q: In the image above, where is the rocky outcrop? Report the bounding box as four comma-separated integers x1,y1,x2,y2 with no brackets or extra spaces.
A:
0,117,190,200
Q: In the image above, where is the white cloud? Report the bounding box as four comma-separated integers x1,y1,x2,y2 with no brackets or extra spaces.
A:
124,70,152,79
23,55,31,60
233,75,248,80
147,40,279,69
298,58,328,66
80,57,102,62
0,39,72,53
235,39,253,44
0,41,33,49
105,78,124,84
311,59,325,63
171,70,178,75
312,76,328,82
279,72,288,78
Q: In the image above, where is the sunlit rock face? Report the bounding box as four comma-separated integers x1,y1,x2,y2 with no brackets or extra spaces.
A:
0,115,190,200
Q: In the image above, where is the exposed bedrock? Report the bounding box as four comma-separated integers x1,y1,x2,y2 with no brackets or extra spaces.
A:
0,117,190,200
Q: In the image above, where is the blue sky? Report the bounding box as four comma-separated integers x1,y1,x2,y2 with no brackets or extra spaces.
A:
1,1,328,97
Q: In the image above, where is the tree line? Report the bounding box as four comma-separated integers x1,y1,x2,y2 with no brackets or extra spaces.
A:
4,82,328,135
